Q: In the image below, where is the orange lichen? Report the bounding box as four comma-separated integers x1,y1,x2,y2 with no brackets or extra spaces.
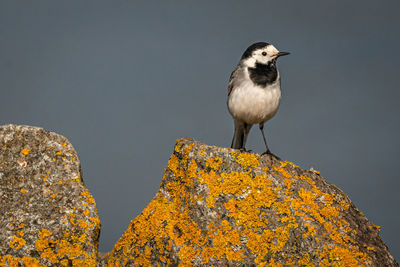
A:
9,236,26,249
273,164,292,178
206,156,223,170
81,190,95,204
0,255,45,267
21,148,30,156
20,188,27,194
235,153,260,168
34,227,98,266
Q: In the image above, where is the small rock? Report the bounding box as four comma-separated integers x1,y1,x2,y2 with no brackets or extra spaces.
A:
0,125,100,266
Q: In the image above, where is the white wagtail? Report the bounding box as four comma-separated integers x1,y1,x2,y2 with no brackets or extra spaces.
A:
227,42,289,157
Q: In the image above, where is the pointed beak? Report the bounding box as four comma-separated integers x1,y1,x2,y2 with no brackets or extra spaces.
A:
275,51,290,58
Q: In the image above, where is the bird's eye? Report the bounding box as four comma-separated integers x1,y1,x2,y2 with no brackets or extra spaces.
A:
262,52,267,56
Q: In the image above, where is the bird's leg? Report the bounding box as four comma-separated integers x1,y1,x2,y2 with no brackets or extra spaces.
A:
259,124,280,159
259,124,270,153
241,123,253,152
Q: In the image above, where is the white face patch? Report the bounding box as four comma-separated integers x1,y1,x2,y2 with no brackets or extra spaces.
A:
266,44,279,55
242,44,280,67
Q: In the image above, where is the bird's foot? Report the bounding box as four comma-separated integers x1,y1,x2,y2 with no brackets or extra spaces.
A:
239,148,252,153
261,150,281,160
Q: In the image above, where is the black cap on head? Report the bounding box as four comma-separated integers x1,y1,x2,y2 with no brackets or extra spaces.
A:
241,42,270,59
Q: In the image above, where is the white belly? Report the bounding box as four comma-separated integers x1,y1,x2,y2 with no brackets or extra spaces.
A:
228,80,281,125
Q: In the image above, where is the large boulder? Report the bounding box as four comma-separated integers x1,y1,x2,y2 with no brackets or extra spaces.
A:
0,125,100,266
104,138,398,266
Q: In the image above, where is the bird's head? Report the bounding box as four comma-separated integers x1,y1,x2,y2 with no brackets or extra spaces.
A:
240,42,290,68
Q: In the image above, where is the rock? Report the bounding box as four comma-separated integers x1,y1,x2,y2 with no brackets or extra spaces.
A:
1,125,396,266
0,125,100,266
103,138,398,266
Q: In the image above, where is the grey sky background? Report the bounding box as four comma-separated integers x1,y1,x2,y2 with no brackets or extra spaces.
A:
1,0,399,258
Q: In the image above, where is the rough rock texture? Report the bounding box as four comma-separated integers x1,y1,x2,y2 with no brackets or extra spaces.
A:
103,138,398,266
0,125,100,266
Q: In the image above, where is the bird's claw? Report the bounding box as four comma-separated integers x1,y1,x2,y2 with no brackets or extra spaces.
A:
261,150,281,160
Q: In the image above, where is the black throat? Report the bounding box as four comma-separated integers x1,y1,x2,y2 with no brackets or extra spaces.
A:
248,62,278,87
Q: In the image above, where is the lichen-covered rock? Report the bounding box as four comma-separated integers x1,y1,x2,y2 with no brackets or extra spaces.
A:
0,125,100,266
104,138,398,266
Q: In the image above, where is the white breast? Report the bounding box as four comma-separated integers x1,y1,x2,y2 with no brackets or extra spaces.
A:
228,71,282,125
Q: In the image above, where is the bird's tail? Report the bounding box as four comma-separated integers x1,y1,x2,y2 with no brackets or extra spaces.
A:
231,121,245,149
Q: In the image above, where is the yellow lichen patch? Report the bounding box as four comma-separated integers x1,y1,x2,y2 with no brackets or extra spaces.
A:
273,165,292,178
230,151,238,158
39,228,52,239
369,224,380,233
339,200,350,210
20,188,27,194
202,220,244,263
220,171,253,195
302,222,317,239
89,216,101,229
206,156,223,170
198,169,220,207
35,227,98,266
80,190,95,204
0,255,45,267
298,253,311,266
327,245,364,266
167,154,182,180
78,220,90,230
235,153,260,168
9,236,26,249
174,140,184,154
83,209,90,216
21,148,31,156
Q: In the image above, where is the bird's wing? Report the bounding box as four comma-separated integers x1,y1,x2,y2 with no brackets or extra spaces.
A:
227,67,239,96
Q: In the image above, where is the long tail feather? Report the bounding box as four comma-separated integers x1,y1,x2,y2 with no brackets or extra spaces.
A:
231,120,245,149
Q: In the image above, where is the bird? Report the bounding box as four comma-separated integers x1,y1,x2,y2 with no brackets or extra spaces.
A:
227,42,289,157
